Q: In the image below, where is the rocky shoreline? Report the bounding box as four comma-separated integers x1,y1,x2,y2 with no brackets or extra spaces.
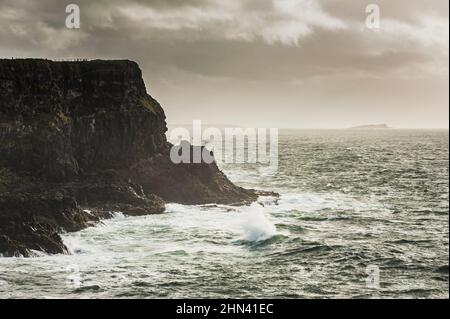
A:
0,59,259,257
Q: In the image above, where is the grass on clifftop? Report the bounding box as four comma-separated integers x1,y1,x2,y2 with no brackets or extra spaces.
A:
139,97,159,114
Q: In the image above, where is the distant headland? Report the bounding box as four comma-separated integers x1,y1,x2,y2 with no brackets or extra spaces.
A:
349,124,391,130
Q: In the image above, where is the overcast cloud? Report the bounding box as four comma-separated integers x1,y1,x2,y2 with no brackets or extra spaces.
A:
0,0,448,128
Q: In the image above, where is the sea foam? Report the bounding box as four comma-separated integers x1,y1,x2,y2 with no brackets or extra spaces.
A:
242,203,277,242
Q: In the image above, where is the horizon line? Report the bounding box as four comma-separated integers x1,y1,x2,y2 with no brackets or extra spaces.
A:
166,123,449,130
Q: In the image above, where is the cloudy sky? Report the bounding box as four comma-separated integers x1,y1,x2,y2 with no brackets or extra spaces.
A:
0,0,448,128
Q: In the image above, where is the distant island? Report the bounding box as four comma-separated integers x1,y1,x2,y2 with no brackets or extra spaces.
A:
349,124,391,129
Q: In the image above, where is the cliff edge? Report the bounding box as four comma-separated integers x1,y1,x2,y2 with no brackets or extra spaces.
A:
0,59,257,257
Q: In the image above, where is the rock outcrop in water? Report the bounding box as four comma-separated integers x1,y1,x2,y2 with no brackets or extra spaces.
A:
0,59,257,257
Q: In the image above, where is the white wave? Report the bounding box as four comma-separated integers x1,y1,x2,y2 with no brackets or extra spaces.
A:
241,203,277,242
111,212,126,219
28,250,51,258
165,203,200,214
63,235,97,255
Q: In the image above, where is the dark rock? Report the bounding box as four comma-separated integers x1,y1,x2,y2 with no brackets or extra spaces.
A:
0,59,167,180
0,189,103,257
0,59,260,257
130,150,258,205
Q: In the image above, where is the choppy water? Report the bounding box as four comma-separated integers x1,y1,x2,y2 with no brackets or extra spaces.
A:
0,130,448,299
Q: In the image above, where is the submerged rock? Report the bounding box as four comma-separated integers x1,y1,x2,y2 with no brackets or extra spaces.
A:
0,59,257,257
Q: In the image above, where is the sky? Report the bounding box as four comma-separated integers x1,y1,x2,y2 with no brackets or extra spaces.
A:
0,0,448,128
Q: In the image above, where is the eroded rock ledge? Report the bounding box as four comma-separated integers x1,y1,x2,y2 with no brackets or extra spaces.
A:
0,59,257,257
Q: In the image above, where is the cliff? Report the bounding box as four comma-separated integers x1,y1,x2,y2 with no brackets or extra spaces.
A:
0,59,257,257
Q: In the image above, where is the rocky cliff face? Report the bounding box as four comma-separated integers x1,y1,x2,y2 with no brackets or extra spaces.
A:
0,59,167,179
0,59,257,257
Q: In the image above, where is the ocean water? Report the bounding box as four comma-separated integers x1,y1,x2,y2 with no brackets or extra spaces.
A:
0,130,448,299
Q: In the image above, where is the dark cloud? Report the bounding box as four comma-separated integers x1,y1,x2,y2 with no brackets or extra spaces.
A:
0,0,448,128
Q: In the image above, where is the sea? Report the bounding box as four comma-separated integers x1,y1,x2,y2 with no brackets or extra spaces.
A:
0,129,448,299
